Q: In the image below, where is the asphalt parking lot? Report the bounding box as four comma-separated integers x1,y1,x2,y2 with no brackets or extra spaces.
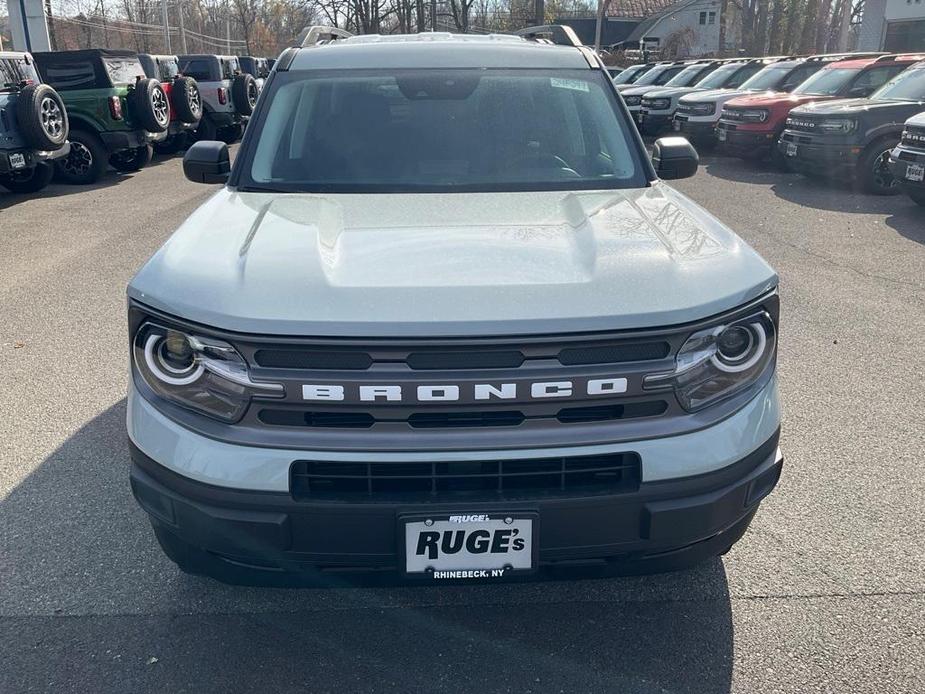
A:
1,149,923,693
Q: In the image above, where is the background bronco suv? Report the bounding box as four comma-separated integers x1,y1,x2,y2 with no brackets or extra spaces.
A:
128,28,783,585
0,51,69,193
178,54,257,143
139,53,203,154
888,111,925,206
33,49,170,184
780,58,925,194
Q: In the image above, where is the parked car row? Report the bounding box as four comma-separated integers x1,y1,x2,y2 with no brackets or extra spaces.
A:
0,48,273,194
612,52,925,207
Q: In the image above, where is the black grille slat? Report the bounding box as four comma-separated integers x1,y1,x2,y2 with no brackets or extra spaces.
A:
558,341,670,365
290,453,641,501
258,409,375,428
557,401,668,423
408,411,525,428
406,350,524,370
254,349,373,369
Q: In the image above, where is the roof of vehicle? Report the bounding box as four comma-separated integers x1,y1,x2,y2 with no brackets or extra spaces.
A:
140,54,179,61
827,53,925,69
33,48,139,62
287,33,592,70
179,54,238,61
0,51,31,60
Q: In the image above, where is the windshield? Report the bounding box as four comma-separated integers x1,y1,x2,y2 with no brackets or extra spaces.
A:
695,63,745,89
242,69,645,193
632,65,683,87
612,65,648,85
0,57,41,91
871,66,925,101
793,67,858,96
104,58,145,86
740,65,791,91
664,64,713,88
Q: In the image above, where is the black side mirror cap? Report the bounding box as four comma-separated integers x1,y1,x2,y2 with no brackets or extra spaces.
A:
651,136,699,180
183,140,231,184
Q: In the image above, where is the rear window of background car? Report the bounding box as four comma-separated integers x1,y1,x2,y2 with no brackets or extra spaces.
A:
179,58,215,81
0,57,40,91
42,61,96,90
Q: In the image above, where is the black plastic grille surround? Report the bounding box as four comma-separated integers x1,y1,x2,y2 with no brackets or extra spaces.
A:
290,452,642,501
901,127,925,150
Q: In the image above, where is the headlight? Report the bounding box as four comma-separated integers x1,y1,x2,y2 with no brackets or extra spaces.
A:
817,118,857,134
690,102,715,116
740,109,769,122
133,322,283,422
647,98,671,110
624,95,642,106
643,311,776,412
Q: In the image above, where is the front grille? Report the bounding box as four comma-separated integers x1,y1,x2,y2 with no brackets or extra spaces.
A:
257,399,670,430
901,128,925,150
290,452,641,501
721,109,746,122
253,340,669,371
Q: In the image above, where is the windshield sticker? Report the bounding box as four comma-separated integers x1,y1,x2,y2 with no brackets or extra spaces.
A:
550,78,589,92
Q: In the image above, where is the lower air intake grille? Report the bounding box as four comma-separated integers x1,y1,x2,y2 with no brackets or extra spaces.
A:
290,453,641,501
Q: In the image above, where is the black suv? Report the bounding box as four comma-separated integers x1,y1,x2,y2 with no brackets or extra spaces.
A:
0,51,70,193
779,58,925,194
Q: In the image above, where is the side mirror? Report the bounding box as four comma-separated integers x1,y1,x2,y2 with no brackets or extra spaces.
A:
183,141,230,184
651,136,699,180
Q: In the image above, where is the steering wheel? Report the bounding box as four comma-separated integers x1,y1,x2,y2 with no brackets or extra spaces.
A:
509,151,581,178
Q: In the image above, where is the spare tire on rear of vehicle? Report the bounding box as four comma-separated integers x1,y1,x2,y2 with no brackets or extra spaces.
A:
129,78,170,133
15,84,69,151
231,73,259,116
171,76,203,123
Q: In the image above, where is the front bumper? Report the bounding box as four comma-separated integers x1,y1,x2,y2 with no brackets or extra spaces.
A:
638,111,674,133
674,115,717,139
778,131,861,176
716,123,780,156
131,432,782,574
0,144,70,174
888,145,925,191
128,375,783,575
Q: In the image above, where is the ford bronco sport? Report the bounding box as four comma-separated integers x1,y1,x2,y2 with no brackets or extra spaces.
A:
888,111,925,206
32,49,169,184
610,63,655,86
718,54,915,163
677,55,869,146
618,60,696,121
139,53,203,154
638,58,766,136
0,51,70,193
177,54,257,143
780,58,925,194
128,27,783,584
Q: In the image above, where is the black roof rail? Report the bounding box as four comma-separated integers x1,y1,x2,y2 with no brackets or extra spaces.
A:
297,25,353,48
515,25,583,48
876,52,925,62
804,51,886,62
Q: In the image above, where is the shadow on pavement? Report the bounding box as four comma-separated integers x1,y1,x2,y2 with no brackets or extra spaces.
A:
2,402,735,693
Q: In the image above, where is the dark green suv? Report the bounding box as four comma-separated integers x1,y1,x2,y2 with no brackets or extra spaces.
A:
33,49,170,184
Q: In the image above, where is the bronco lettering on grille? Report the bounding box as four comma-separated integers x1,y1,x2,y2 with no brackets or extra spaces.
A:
301,378,628,403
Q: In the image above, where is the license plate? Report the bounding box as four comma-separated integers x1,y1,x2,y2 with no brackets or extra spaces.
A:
673,120,681,131
9,153,26,169
786,142,798,157
404,513,534,579
717,128,727,142
907,163,925,182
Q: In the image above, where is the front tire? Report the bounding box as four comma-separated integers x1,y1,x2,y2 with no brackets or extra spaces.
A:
109,144,153,172
55,130,108,184
858,141,901,195
0,161,54,193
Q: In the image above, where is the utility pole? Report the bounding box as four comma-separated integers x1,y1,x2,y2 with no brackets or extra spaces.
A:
162,0,171,52
226,3,231,54
178,0,188,53
534,0,544,26
430,0,437,31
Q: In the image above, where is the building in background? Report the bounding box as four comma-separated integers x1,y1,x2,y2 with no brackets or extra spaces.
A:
859,0,925,51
